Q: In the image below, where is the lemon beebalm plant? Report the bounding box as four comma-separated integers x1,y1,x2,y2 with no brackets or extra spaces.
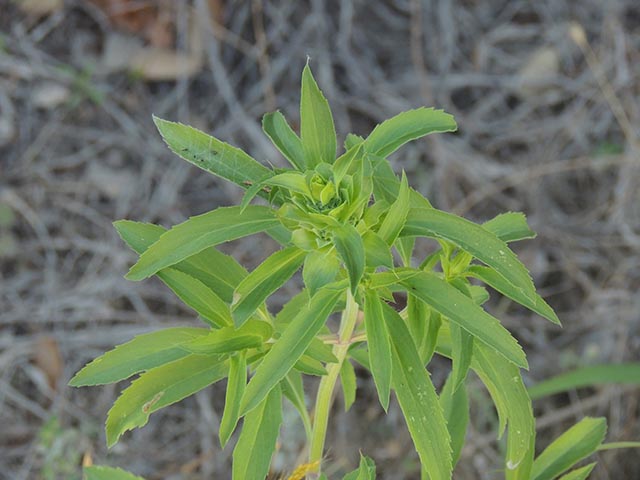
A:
72,63,636,480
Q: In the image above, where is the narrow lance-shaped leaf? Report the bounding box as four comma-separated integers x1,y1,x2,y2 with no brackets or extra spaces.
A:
300,63,337,167
402,271,528,369
482,212,536,243
106,354,228,447
232,385,283,480
450,323,473,392
557,463,597,480
531,417,607,480
126,206,279,281
219,352,247,448
363,289,392,411
364,107,457,158
280,371,312,438
467,266,560,326
114,220,247,303
232,247,306,327
402,208,537,301
340,358,357,411
333,223,365,294
382,302,453,480
440,371,469,466
184,319,273,354
153,116,272,191
262,111,306,170
69,328,208,387
342,455,376,480
303,248,340,296
363,231,394,269
240,287,343,415
377,171,411,245
84,466,145,480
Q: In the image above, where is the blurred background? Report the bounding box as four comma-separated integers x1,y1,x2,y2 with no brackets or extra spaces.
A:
1,1,639,479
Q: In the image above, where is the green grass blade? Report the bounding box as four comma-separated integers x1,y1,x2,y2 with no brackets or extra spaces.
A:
262,111,306,170
403,208,537,301
232,385,282,480
300,63,336,167
364,107,457,158
105,354,228,447
240,287,342,415
528,363,640,400
531,417,607,480
125,206,279,281
69,328,208,387
153,116,272,190
382,303,452,480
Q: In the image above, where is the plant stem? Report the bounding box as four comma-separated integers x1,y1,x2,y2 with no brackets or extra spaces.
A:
309,289,360,470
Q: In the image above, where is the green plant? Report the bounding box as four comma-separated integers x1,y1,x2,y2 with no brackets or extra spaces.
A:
71,63,637,479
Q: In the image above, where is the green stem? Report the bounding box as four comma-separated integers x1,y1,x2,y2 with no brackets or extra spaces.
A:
309,289,360,470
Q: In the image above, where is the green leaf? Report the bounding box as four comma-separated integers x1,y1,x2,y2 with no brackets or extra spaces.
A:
184,319,272,354
402,208,537,301
105,354,228,447
232,246,306,326
232,385,283,480
363,231,394,269
158,269,233,327
363,289,392,411
300,63,336,167
364,107,457,158
382,303,452,480
303,248,340,295
262,111,305,170
126,206,279,281
333,143,363,186
114,220,246,303
219,352,247,447
467,266,560,326
305,337,339,364
377,171,411,245
342,454,376,480
396,236,415,267
482,212,536,243
440,371,469,466
421,309,442,366
557,463,597,480
344,133,365,150
450,323,473,392
402,271,528,369
294,355,328,376
528,363,640,400
531,417,607,480
333,223,365,294
153,116,272,191
268,171,312,197
340,358,357,411
84,466,145,480
240,287,342,415
281,371,312,438
69,328,208,387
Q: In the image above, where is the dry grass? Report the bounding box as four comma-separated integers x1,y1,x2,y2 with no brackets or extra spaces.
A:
1,1,639,478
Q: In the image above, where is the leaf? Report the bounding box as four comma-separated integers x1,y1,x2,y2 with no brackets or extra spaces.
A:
232,385,283,480
450,323,473,392
377,171,411,245
528,363,640,400
84,466,145,480
467,266,560,325
184,319,272,354
333,143,363,186
300,63,336,167
294,355,328,376
262,111,305,170
402,208,537,301
158,269,233,327
482,212,536,243
382,303,452,480
281,371,312,437
305,337,339,364
340,358,357,411
364,107,457,158
342,454,376,480
557,463,597,480
363,231,394,269
69,328,208,387
402,271,528,369
363,289,392,411
153,116,272,191
219,352,247,447
303,248,340,296
232,247,306,327
126,206,279,281
105,354,228,447
114,220,246,303
240,287,342,415
440,371,469,466
268,172,312,197
531,417,607,480
333,223,365,294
